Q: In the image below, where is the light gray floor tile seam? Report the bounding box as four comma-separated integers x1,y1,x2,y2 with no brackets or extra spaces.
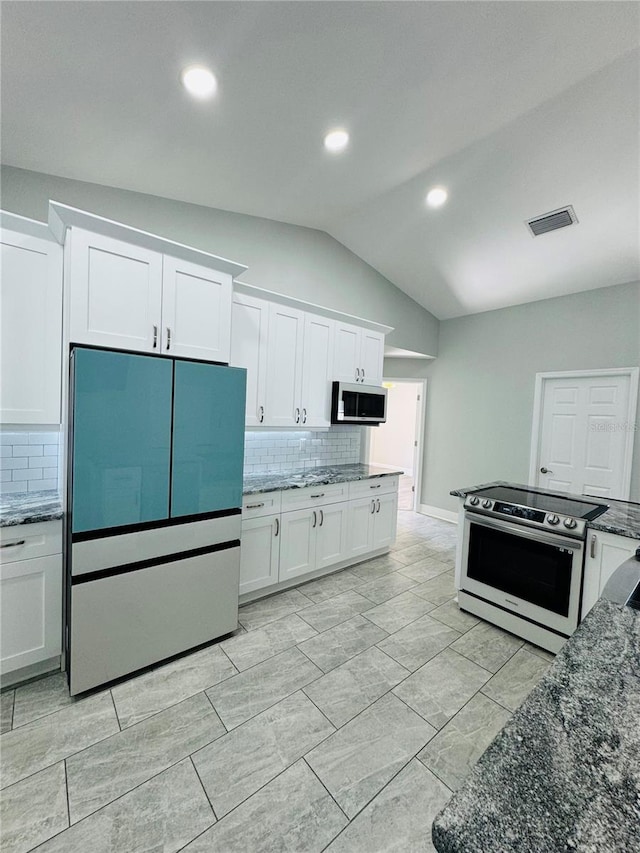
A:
63,758,71,833
363,602,442,641
390,690,444,739
450,635,523,675
189,755,219,823
108,690,122,731
6,692,82,733
301,756,350,822
414,753,456,794
203,690,228,730
2,688,15,731
429,609,479,636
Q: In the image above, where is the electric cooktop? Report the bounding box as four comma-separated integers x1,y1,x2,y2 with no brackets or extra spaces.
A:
474,486,609,521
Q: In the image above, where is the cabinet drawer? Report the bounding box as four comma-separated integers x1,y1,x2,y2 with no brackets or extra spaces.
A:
242,491,282,519
281,482,348,512
0,520,62,564
349,476,398,499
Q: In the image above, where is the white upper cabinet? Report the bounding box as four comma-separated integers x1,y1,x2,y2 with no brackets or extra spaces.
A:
161,256,232,362
1,215,63,424
51,202,247,364
334,321,384,386
300,314,334,428
265,303,305,427
68,228,163,353
230,293,269,426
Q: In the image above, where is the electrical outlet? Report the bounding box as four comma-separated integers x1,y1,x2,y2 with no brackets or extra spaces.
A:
299,438,307,452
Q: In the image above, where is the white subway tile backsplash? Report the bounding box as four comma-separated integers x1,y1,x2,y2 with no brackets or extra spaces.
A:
243,427,361,475
0,428,60,495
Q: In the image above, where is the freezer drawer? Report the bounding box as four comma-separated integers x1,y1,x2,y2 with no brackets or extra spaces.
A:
69,545,239,695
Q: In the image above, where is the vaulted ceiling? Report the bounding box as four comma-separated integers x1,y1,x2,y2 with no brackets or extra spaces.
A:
2,1,639,318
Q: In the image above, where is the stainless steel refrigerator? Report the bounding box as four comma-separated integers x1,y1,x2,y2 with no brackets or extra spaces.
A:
65,346,246,695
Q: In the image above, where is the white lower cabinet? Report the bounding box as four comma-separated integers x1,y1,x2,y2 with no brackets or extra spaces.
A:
279,501,349,583
0,521,62,678
347,492,398,557
239,515,280,596
582,529,638,618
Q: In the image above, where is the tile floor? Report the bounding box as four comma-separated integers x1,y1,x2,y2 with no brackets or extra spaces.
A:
0,513,554,853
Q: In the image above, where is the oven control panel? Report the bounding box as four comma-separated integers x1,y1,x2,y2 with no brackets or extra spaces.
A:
464,494,587,538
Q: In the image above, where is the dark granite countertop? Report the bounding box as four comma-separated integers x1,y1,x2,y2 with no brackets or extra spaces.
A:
432,588,640,852
450,480,640,540
0,490,63,527
243,463,403,495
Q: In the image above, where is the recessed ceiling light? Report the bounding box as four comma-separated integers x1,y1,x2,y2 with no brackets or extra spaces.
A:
181,65,217,99
426,186,448,209
324,129,349,153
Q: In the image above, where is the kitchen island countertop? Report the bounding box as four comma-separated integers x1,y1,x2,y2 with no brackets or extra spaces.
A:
0,490,63,527
243,463,403,495
432,573,640,853
450,480,640,540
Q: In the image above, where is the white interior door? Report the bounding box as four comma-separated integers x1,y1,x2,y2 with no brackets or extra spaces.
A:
532,370,638,499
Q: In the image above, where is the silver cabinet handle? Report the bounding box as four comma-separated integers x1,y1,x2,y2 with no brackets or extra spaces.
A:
540,467,553,474
356,367,360,382
1,540,25,549
295,408,300,424
166,328,171,351
370,484,381,489
246,502,264,509
361,368,365,382
370,500,376,514
312,510,317,528
311,493,325,498
258,405,264,423
590,534,597,559
274,518,279,537
319,509,324,526
302,408,307,424
376,498,381,513
152,325,158,349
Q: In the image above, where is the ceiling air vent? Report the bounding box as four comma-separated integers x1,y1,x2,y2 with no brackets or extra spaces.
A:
527,205,577,237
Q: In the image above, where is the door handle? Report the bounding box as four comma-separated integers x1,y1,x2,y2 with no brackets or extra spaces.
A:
370,484,381,489
152,325,158,349
274,518,279,537
310,493,325,499
1,540,25,549
258,405,264,423
356,367,360,382
302,408,307,424
376,499,381,513
361,368,365,383
295,408,300,424
166,328,171,351
540,467,553,474
370,500,376,514
312,510,317,528
590,534,597,559
246,502,264,509
319,509,324,526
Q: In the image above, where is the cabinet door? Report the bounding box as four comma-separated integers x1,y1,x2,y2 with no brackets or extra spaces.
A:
301,313,334,428
68,228,163,352
372,492,398,550
265,303,304,427
360,330,385,386
316,501,349,571
172,361,246,517
161,256,232,363
279,509,316,582
230,294,269,427
71,348,173,534
347,497,374,558
334,322,361,383
0,228,63,423
239,515,280,595
582,531,638,618
1,553,62,674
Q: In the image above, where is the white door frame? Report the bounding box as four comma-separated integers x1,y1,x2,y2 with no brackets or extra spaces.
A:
361,377,427,513
529,367,639,499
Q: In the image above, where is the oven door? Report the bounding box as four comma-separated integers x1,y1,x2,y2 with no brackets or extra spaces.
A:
461,512,584,636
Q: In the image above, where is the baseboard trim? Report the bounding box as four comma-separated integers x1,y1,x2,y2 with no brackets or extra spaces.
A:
1,656,61,689
418,504,458,524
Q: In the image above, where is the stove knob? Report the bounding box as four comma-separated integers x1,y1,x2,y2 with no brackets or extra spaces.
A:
482,499,492,509
547,514,560,525
564,518,577,530
469,496,480,506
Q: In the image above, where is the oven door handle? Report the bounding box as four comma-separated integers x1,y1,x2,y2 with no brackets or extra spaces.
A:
466,512,583,551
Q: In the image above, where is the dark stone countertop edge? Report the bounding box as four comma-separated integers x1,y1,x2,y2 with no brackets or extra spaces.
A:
450,480,640,540
243,465,404,496
0,491,63,528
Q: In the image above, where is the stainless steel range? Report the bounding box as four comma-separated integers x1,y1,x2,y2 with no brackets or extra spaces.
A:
458,486,609,652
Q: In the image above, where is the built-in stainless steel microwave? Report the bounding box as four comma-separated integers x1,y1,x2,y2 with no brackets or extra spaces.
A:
331,382,387,425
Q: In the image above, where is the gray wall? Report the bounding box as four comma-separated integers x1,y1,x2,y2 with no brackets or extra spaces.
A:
0,166,439,355
386,280,640,512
